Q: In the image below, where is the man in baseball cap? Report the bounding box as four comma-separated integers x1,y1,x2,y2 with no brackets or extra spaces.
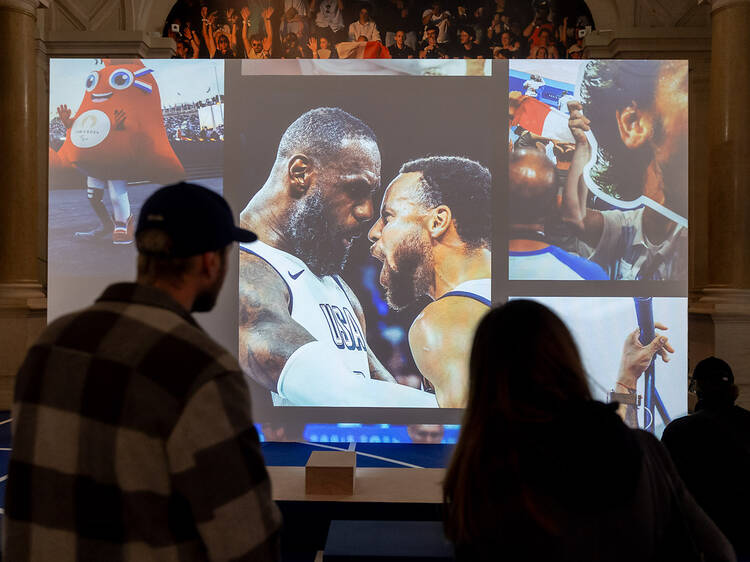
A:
691,356,735,389
662,356,750,558
135,181,256,312
5,182,281,561
137,181,257,258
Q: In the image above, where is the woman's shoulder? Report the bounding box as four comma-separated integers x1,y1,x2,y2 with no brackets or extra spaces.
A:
628,429,683,495
632,428,669,457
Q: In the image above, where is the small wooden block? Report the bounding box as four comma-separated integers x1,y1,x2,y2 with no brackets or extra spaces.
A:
305,451,356,495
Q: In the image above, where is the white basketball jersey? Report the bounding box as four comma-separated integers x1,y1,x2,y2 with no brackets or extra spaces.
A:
240,241,370,405
438,278,491,307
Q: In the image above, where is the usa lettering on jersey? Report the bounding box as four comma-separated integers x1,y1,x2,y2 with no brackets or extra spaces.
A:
319,304,367,351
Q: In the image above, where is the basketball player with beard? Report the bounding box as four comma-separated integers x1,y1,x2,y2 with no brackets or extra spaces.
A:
368,156,491,408
562,60,688,280
239,108,437,407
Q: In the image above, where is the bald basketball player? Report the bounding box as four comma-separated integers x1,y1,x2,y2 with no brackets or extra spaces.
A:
509,148,607,280
368,156,491,408
239,107,437,407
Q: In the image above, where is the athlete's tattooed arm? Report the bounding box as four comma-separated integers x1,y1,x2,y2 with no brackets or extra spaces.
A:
239,252,315,392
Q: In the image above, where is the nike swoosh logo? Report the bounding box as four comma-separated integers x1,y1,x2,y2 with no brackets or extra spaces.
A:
289,269,304,280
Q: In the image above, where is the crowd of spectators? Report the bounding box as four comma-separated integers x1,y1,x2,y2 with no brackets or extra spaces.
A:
50,95,226,148
161,95,225,141
164,0,594,60
163,94,225,110
163,116,224,142
165,113,206,141
49,117,66,151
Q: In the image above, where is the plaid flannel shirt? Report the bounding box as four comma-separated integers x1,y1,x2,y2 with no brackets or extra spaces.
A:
4,283,281,561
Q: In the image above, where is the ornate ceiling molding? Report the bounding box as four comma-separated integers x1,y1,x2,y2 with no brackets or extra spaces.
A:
700,0,750,12
42,29,174,57
0,0,48,17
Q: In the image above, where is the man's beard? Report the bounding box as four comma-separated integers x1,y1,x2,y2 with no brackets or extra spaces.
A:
192,287,220,312
192,257,226,312
380,232,434,311
286,190,359,277
192,276,223,312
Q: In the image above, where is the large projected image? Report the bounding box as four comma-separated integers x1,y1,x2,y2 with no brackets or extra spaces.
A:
44,59,688,435
48,58,225,320
508,59,688,282
227,65,497,410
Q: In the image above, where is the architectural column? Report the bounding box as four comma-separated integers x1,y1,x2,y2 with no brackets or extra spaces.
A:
706,0,750,291
695,0,750,408
0,0,45,291
0,0,47,408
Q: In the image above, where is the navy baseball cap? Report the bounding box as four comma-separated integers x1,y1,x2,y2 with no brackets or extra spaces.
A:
692,356,734,385
136,182,256,257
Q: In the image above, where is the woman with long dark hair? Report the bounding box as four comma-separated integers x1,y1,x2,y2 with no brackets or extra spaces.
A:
444,300,735,561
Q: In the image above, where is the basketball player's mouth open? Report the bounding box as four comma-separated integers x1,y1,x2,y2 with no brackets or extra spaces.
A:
91,92,114,102
378,262,392,289
369,245,390,287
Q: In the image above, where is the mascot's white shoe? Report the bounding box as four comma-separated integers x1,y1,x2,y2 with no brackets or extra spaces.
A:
74,223,112,241
113,214,135,245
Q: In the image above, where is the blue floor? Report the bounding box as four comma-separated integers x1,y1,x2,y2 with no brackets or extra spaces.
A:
261,441,453,468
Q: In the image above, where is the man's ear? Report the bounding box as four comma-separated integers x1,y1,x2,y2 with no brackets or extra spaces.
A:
199,249,223,280
426,205,452,239
198,251,213,277
616,101,654,149
288,155,312,197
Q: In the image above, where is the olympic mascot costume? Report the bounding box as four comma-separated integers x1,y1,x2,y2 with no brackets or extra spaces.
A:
50,59,184,244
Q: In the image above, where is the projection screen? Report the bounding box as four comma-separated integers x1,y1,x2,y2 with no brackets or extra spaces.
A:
48,59,687,439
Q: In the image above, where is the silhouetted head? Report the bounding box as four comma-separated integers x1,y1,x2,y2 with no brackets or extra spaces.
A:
467,300,591,424
692,356,739,409
444,300,596,546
